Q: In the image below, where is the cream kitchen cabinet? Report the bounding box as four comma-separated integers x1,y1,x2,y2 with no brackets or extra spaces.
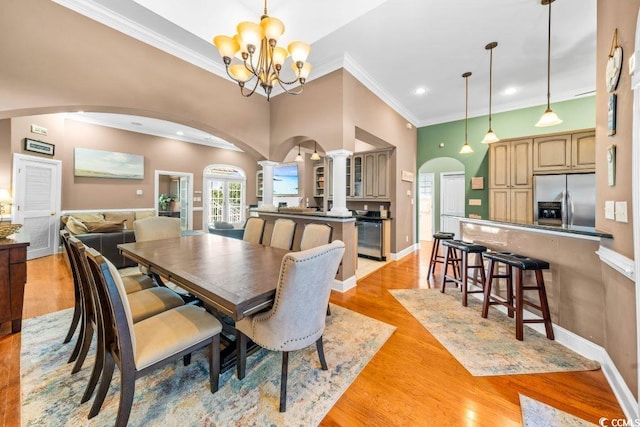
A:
327,149,391,200
488,138,533,222
532,130,595,173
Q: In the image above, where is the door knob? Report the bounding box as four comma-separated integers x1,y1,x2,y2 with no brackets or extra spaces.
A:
51,212,56,216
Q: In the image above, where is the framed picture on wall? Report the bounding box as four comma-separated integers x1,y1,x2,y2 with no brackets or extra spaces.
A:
24,138,55,156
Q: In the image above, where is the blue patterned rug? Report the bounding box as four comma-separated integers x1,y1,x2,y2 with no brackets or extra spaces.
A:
520,394,596,426
390,289,600,376
21,304,395,426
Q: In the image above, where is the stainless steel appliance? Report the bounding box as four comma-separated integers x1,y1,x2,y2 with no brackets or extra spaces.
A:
533,173,595,227
355,211,386,260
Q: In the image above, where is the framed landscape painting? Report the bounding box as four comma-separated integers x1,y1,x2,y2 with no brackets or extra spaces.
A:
74,148,144,179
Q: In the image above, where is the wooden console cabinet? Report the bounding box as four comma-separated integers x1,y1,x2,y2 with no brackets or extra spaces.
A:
0,235,29,333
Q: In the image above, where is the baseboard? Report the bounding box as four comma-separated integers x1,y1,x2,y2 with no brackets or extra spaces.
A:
332,275,357,293
467,287,638,420
390,243,419,260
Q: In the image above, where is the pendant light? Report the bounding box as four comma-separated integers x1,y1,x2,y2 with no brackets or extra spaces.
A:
535,0,562,127
459,72,474,154
310,141,321,160
481,42,500,144
294,144,304,162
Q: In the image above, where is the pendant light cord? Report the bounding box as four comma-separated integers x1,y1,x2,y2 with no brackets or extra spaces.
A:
464,74,469,142
545,0,552,110
488,47,493,129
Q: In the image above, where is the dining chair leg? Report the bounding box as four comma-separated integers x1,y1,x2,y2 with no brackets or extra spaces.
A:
67,313,86,363
326,304,331,316
209,334,220,393
115,369,136,427
316,337,328,370
279,351,289,413
71,322,94,374
236,331,247,380
183,354,191,366
89,351,115,419
63,301,81,344
81,326,105,403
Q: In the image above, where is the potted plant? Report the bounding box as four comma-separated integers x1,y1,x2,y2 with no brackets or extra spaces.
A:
158,193,174,211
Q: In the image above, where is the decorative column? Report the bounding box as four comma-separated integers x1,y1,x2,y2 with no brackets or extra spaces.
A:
258,160,278,211
327,149,353,217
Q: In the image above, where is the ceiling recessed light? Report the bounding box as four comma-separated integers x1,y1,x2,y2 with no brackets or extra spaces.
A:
415,87,427,95
504,87,517,95
176,131,184,136
77,110,85,114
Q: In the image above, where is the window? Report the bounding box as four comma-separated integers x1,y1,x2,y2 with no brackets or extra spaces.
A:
203,165,246,228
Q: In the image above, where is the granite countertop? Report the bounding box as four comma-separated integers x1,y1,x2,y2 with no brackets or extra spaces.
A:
254,210,357,222
454,216,613,239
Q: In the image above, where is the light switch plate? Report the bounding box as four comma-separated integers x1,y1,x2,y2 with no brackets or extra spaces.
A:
136,189,143,196
615,201,628,223
605,201,615,220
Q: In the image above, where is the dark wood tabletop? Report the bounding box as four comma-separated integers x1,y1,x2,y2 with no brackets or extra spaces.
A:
118,233,289,320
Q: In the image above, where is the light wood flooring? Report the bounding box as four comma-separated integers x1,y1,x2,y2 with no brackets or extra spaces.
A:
0,242,625,426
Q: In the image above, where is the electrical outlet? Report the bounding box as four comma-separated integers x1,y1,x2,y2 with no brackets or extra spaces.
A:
364,204,368,210
136,189,143,196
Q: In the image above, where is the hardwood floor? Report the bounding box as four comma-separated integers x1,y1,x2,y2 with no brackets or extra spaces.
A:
0,243,625,426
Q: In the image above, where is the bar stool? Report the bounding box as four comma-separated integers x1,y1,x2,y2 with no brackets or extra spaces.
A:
481,252,554,341
441,240,487,306
427,232,455,281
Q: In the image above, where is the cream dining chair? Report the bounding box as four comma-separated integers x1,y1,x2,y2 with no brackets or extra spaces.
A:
242,216,266,244
235,240,345,412
83,247,222,426
269,218,297,250
299,223,333,251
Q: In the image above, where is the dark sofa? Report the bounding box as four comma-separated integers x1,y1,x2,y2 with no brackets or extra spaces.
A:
75,231,137,269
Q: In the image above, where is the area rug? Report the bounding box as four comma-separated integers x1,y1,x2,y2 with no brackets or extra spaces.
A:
390,289,600,376
519,394,596,426
21,304,395,426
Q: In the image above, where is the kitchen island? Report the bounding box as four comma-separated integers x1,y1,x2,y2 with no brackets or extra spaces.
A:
456,216,612,346
255,210,357,292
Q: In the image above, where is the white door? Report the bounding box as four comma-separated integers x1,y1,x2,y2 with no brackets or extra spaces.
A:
418,172,434,241
440,172,465,239
204,178,245,227
12,154,62,260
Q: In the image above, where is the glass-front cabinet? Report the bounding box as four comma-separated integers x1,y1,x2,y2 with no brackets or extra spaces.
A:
352,155,363,198
324,149,391,201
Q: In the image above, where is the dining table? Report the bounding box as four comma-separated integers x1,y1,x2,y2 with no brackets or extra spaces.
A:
118,233,290,370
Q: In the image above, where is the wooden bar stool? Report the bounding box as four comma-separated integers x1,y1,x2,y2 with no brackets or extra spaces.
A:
481,252,554,341
427,232,455,281
441,240,487,306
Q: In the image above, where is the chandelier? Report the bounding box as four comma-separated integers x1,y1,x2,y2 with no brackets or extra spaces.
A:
213,0,312,100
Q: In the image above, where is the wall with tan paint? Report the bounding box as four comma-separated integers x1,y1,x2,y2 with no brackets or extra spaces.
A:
8,115,259,229
0,0,270,159
596,0,640,258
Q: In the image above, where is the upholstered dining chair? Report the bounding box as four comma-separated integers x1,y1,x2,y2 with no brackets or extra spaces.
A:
299,223,333,251
235,240,345,412
83,247,222,426
269,218,297,250
242,216,266,244
66,236,185,402
59,230,83,348
133,216,184,290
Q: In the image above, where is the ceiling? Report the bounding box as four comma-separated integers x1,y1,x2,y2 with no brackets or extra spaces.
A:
54,0,596,144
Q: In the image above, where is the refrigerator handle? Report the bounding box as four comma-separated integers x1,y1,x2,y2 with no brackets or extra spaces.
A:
567,190,575,226
561,190,567,225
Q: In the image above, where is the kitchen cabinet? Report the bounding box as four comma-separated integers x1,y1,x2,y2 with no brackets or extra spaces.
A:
489,188,532,223
489,138,532,189
488,138,532,222
313,165,325,197
256,171,263,198
532,130,595,173
326,149,391,201
0,235,29,333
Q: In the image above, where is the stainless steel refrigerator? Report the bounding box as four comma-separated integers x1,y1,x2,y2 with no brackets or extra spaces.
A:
533,173,596,227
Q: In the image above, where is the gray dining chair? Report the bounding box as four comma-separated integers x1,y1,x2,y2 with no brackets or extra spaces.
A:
84,247,222,426
235,240,345,412
269,218,296,250
299,223,333,251
242,217,266,244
